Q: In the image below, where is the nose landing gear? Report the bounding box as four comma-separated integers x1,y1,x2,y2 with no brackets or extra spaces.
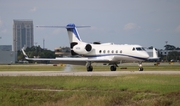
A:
138,62,143,71
87,66,93,72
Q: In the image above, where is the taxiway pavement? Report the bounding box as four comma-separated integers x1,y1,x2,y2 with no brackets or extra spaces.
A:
0,71,180,76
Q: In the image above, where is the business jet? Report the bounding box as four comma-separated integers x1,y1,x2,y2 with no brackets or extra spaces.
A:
22,24,154,72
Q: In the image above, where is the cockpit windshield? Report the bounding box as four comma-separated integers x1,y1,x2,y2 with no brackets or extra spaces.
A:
136,47,146,51
142,47,145,51
136,47,142,51
132,47,146,51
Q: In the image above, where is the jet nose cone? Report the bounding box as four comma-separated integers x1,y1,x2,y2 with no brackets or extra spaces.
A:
144,52,149,59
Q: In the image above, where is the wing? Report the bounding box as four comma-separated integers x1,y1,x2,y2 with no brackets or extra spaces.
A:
21,48,112,65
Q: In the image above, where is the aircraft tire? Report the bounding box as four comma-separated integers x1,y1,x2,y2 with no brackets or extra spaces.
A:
87,66,93,72
110,66,116,71
139,67,143,71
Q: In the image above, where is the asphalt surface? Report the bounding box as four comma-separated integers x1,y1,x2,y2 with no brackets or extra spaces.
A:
0,71,180,76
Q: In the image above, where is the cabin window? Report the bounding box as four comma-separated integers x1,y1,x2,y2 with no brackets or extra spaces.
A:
116,50,118,53
103,50,106,53
120,50,122,53
108,50,110,53
99,50,102,53
112,50,114,53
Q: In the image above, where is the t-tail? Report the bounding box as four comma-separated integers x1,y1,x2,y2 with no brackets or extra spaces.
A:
66,24,90,55
66,24,82,43
36,23,90,55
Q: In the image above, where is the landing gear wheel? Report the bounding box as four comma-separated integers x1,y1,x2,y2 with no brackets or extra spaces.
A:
87,66,93,72
138,62,143,71
110,66,116,71
139,67,143,71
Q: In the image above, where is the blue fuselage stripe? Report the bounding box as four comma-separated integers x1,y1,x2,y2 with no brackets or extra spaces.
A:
82,54,148,61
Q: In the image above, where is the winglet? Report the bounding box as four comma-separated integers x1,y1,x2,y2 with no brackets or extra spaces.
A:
152,48,158,59
148,48,159,60
21,48,29,59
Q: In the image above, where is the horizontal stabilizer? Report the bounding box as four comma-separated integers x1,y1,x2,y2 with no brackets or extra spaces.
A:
36,24,90,29
36,23,90,44
36,26,66,28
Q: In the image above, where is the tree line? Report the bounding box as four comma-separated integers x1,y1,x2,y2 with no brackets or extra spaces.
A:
18,46,56,63
160,44,180,62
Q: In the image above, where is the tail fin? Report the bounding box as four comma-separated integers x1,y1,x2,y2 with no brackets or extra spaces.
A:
66,24,83,43
66,24,92,56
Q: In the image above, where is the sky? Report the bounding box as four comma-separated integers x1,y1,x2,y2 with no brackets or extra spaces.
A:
0,0,180,50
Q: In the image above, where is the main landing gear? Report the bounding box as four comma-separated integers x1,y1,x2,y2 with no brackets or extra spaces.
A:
110,63,118,71
138,62,143,71
86,62,143,72
86,62,118,72
86,62,93,72
110,65,117,71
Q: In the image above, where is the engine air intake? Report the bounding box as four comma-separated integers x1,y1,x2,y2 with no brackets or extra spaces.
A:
85,44,92,52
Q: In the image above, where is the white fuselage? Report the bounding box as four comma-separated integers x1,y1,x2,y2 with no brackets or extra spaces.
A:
73,42,149,62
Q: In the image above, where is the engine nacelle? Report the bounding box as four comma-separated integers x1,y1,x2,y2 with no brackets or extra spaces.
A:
73,43,92,54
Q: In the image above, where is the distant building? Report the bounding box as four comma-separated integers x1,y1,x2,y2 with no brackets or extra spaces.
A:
13,20,34,51
0,45,15,64
54,47,71,56
0,45,12,51
159,49,180,56
0,51,16,64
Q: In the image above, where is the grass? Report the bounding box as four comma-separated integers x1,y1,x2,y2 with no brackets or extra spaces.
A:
0,64,180,105
0,75,180,106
